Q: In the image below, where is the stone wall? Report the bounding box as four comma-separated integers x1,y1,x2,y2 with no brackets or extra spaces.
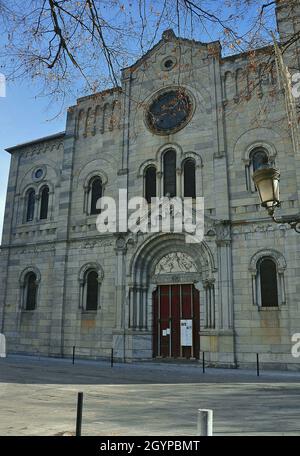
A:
1,0,300,368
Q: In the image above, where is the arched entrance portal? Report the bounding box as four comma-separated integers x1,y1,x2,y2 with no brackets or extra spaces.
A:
153,284,200,359
128,233,216,361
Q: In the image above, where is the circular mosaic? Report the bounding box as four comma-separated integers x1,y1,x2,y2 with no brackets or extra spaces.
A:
146,89,193,135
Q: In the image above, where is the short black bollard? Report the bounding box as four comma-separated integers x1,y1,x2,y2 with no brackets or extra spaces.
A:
76,392,83,437
202,351,205,374
111,348,114,368
72,346,75,365
256,353,260,377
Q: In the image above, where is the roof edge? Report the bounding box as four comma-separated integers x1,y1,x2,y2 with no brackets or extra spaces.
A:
222,44,275,62
77,86,122,104
6,132,65,153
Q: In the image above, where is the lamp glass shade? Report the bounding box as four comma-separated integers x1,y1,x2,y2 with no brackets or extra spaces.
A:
252,167,280,208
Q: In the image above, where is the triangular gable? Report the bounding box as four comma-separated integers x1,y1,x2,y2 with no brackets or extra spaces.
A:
122,29,221,76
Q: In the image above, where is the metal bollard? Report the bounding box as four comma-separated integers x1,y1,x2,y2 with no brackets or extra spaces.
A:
72,346,75,365
256,353,260,377
197,409,213,436
202,351,205,374
76,392,83,437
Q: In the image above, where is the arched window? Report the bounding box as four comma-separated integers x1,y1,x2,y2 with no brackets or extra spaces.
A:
26,189,35,222
86,270,99,311
251,149,269,172
163,150,176,197
258,258,279,307
79,263,103,311
246,147,271,192
39,186,49,220
24,272,38,310
89,177,102,215
183,159,196,198
145,166,156,203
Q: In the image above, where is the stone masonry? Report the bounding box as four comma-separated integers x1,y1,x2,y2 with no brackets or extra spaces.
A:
0,0,300,369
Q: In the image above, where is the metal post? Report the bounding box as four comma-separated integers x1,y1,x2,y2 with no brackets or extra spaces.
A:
197,409,213,436
76,392,83,437
72,346,75,365
256,353,260,377
202,351,205,373
111,348,114,368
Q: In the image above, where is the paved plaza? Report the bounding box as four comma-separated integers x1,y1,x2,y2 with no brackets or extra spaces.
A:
0,355,299,436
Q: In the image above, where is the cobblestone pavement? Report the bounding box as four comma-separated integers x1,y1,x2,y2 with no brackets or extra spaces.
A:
0,355,299,436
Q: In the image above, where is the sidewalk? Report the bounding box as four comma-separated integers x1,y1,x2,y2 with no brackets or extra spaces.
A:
0,354,300,436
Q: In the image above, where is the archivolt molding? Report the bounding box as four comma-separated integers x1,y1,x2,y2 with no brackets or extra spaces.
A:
232,128,282,165
129,233,216,286
182,151,203,168
249,249,287,274
82,169,108,189
76,159,111,188
155,143,184,171
78,262,104,284
137,159,157,178
243,141,277,165
137,147,203,177
19,266,41,286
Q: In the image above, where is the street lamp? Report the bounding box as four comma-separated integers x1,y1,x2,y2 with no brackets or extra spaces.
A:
252,165,300,233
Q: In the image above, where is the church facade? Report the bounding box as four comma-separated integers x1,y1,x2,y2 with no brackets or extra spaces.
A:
1,0,300,369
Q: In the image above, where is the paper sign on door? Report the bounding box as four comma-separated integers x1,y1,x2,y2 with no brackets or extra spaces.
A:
180,320,193,346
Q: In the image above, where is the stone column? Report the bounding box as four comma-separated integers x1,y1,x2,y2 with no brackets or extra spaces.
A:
278,269,286,306
215,221,233,330
216,239,233,329
195,163,203,197
251,272,257,306
114,238,127,329
140,286,148,330
128,285,149,330
176,168,182,196
34,193,40,223
203,279,215,329
158,172,163,197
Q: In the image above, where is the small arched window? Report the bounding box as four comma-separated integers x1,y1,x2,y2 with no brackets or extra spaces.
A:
26,189,35,222
246,148,271,192
163,150,176,197
258,258,279,307
183,159,196,198
145,166,156,203
86,270,99,311
251,149,269,172
24,272,38,310
90,177,102,215
39,186,49,220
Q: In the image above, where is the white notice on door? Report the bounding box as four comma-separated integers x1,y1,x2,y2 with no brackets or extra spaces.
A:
180,319,193,346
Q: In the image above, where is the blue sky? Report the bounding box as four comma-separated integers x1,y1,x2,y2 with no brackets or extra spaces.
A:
0,80,67,241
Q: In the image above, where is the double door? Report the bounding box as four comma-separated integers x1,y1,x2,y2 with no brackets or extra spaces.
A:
153,284,200,359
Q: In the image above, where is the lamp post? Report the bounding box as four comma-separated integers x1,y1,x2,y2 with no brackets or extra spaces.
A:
252,165,300,233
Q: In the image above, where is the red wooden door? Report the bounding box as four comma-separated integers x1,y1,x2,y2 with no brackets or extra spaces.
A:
153,284,200,359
